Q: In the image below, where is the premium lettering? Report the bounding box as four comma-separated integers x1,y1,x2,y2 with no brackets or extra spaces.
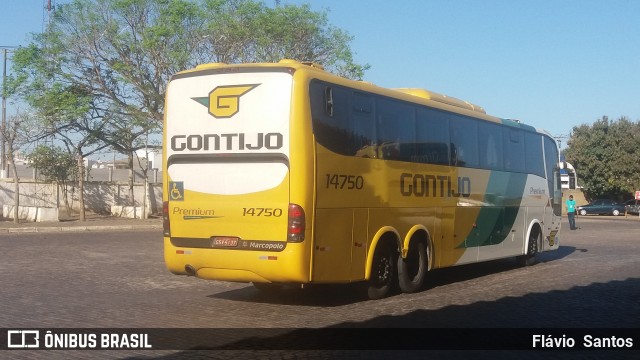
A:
172,207,215,216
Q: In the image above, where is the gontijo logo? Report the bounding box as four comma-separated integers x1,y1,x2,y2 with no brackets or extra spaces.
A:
191,84,260,118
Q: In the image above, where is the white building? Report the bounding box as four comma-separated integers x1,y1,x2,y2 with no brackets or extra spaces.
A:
135,148,162,170
560,161,579,189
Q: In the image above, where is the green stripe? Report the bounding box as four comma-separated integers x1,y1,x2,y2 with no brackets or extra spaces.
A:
183,215,222,220
457,172,528,248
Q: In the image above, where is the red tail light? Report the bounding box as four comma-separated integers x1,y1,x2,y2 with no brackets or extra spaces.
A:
163,201,171,236
287,203,305,242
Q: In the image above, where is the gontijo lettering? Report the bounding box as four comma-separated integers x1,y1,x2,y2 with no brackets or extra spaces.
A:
400,172,471,197
171,132,283,151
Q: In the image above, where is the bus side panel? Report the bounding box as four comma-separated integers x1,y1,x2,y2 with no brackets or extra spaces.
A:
351,208,369,280
312,209,353,282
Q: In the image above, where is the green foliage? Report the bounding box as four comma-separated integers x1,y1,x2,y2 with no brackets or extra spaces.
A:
201,0,369,79
10,0,367,160
565,116,640,200
27,145,77,183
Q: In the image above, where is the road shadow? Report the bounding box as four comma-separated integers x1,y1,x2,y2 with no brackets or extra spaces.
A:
125,277,640,360
208,282,369,306
208,246,577,306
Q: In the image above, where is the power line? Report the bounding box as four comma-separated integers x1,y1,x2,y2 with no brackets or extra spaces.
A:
554,134,570,149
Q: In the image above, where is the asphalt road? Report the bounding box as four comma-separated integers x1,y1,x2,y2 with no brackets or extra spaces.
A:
1,216,638,359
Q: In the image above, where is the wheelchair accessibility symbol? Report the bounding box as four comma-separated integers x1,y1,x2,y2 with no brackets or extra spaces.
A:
169,182,184,201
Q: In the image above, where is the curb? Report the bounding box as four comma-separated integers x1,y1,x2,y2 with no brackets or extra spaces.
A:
0,224,162,233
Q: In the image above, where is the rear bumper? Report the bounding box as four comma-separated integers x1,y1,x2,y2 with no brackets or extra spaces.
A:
164,237,311,283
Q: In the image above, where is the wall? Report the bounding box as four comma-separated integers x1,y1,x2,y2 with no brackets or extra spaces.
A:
0,179,162,217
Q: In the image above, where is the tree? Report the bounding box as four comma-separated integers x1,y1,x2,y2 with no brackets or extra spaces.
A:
9,0,368,217
0,111,43,223
564,116,640,200
27,144,78,216
201,0,369,78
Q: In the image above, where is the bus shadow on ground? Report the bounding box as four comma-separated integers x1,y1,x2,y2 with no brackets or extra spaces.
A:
127,277,639,360
209,246,577,307
208,282,368,306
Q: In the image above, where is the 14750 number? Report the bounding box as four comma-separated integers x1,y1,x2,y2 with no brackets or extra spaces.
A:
325,174,364,190
242,208,283,217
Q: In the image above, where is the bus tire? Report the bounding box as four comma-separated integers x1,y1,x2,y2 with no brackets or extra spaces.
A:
398,240,427,293
367,242,397,300
517,228,540,266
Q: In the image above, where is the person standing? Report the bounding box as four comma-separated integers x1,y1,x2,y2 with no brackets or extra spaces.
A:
566,195,577,230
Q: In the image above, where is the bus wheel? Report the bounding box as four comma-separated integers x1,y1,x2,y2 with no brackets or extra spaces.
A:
367,243,397,300
517,229,540,266
398,241,427,293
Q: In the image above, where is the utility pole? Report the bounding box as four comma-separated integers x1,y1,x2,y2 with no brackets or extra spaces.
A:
554,134,570,150
1,46,17,178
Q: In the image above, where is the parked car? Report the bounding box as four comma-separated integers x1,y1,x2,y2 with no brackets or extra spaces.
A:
625,199,640,215
576,199,625,216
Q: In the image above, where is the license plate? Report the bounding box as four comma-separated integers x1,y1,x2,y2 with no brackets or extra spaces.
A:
211,236,239,248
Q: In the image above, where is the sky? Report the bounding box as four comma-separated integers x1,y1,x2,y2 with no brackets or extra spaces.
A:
2,0,640,148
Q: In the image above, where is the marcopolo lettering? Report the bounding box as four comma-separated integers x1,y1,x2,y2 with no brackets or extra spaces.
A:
400,172,471,198
171,132,283,152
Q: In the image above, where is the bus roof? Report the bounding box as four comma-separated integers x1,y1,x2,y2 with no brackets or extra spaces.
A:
393,88,486,114
172,59,546,135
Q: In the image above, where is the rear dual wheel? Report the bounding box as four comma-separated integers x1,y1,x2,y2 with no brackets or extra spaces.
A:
367,240,429,299
398,241,428,293
367,243,397,300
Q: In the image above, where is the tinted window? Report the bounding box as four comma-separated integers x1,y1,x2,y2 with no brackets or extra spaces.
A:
415,108,450,165
524,132,544,177
376,98,416,161
503,128,525,172
310,82,374,156
478,121,503,170
311,80,549,176
450,115,478,168
544,136,562,215
350,92,376,156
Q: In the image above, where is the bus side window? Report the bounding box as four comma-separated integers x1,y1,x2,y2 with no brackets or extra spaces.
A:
324,87,334,117
415,108,450,165
504,128,525,172
450,144,459,166
449,115,478,168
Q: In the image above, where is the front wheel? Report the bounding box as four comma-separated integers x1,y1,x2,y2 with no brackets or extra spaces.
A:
612,209,620,216
517,229,540,266
579,209,587,216
367,242,397,300
398,241,428,293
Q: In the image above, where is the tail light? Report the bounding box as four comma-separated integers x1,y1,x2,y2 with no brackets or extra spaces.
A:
287,203,305,242
163,201,171,236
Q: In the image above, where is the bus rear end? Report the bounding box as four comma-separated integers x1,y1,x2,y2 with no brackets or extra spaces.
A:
163,64,311,284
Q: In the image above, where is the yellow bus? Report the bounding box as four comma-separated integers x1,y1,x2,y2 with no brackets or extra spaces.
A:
163,59,562,299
